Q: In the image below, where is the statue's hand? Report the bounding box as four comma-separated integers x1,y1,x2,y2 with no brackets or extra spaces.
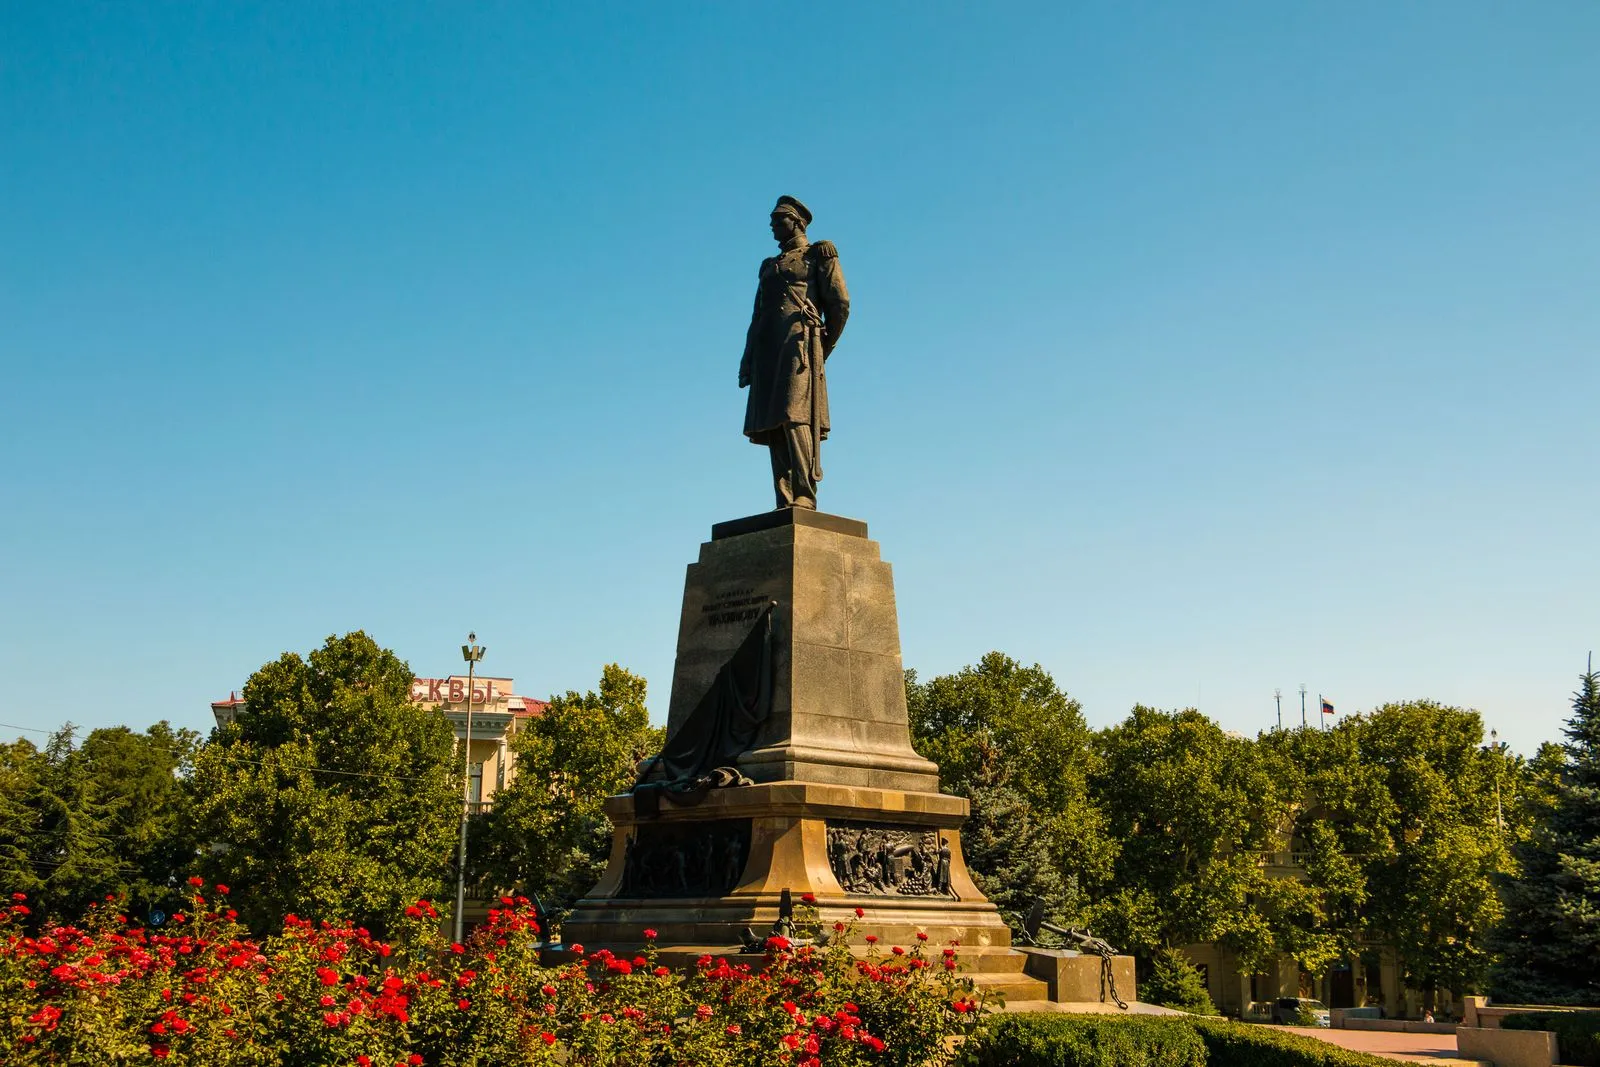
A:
738,371,750,388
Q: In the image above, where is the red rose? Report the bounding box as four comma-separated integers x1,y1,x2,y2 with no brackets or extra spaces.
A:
642,927,658,939
854,907,864,918
800,892,816,904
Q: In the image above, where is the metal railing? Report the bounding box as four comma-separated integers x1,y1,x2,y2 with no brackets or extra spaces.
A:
1256,851,1310,868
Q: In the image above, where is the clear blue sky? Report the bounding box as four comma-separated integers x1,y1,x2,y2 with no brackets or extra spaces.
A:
3,3,1595,757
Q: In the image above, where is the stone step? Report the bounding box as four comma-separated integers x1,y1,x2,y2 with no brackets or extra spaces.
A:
967,971,1054,1004
949,946,1033,974
607,943,1030,973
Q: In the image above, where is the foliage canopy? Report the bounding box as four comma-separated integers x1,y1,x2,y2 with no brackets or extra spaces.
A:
186,631,459,934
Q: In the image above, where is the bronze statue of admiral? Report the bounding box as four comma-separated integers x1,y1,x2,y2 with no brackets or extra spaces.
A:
739,196,850,510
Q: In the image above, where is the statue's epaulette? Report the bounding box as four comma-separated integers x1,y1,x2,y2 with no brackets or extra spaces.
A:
807,240,838,260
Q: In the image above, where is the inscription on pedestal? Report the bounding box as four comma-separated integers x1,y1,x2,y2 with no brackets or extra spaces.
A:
619,819,752,899
826,821,955,898
701,586,771,628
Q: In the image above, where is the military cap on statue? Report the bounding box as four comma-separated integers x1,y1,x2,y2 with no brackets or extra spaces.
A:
771,195,813,226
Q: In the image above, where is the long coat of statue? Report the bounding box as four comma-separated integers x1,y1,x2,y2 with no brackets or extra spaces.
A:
740,235,850,474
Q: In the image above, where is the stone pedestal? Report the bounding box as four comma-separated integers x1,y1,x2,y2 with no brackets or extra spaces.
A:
665,509,938,792
1018,949,1137,1004
561,779,1010,950
563,510,1133,1007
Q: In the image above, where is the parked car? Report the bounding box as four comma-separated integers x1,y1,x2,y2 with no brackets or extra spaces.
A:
1271,998,1332,1027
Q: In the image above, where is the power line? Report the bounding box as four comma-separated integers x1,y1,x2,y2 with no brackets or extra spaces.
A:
8,855,144,875
0,735,441,785
212,755,446,785
0,721,58,736
0,822,178,848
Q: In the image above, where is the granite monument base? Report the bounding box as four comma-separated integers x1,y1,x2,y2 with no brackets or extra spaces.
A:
562,780,1009,946
563,510,1134,1005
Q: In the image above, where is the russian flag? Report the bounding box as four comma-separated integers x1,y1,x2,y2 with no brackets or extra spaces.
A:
1320,697,1335,716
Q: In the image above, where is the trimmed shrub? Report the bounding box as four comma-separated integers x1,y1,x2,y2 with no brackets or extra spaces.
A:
1502,1011,1600,1067
958,1014,1402,1067
1188,1017,1402,1066
958,1015,1206,1067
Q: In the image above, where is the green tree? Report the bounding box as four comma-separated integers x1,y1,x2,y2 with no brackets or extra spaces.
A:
0,722,198,924
0,737,49,899
1287,702,1513,1008
1089,707,1296,972
477,664,662,922
1257,724,1386,976
1492,667,1600,1004
78,722,202,914
186,632,459,934
958,748,1075,922
906,653,1110,927
1359,702,1511,1005
1140,947,1220,1015
0,727,117,919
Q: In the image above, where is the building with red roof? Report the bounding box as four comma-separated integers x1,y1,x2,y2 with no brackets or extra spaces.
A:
209,674,547,813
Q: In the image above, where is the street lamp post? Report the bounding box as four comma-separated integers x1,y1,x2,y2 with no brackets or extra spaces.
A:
1490,727,1504,834
453,633,486,944
1299,683,1308,729
1274,688,1283,731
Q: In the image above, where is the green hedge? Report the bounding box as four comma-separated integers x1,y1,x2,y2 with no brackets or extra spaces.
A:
1502,1011,1600,1067
957,1015,1205,1067
958,1014,1400,1067
1189,1017,1401,1067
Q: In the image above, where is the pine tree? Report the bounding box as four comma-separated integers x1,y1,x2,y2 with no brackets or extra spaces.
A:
1139,947,1219,1015
960,753,1075,925
8,727,122,923
0,739,48,899
1491,665,1600,1004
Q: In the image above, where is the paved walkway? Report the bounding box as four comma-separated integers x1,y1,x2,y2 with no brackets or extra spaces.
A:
1261,1025,1488,1066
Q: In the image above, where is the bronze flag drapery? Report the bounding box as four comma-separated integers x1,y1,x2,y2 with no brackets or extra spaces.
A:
633,604,774,814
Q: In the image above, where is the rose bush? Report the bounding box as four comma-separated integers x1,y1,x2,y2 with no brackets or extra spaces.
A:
2,884,982,1066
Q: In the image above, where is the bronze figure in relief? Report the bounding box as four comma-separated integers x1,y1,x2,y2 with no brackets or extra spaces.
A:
826,821,955,898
